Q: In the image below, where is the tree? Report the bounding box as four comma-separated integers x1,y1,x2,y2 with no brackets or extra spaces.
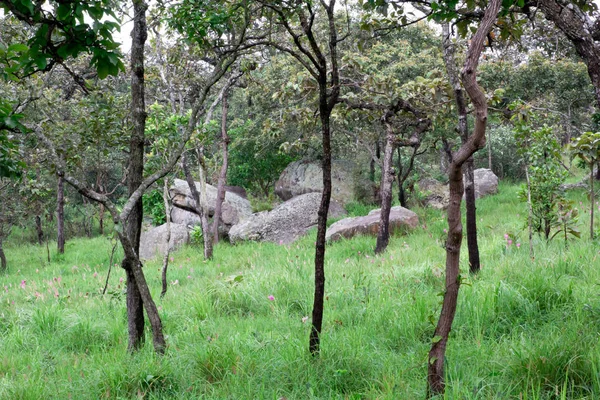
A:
570,131,600,239
426,0,501,395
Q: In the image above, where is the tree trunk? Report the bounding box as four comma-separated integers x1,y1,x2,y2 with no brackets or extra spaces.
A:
375,124,395,254
596,160,600,181
35,215,44,245
213,89,230,244
309,105,332,356
182,152,213,260
442,22,480,274
125,0,148,353
57,173,65,254
99,203,105,235
427,2,500,395
591,162,595,239
161,178,171,298
0,237,6,272
370,140,380,182
525,166,534,258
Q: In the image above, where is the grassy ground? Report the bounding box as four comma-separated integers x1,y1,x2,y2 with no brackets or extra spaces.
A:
1,181,600,399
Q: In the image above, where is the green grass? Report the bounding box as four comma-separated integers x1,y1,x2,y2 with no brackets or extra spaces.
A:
1,181,600,399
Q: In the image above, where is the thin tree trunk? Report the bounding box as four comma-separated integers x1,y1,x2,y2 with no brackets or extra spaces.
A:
591,162,595,239
213,89,230,244
375,124,395,254
35,215,44,245
182,152,213,260
442,22,480,274
99,203,105,235
397,147,406,207
525,166,534,258
0,237,6,272
427,1,500,395
488,126,492,170
57,173,65,254
125,0,148,353
370,140,380,182
161,178,171,298
596,160,600,181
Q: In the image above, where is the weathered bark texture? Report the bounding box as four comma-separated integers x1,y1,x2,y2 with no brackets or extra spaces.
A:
161,178,171,298
213,89,230,244
182,152,213,260
427,0,501,396
375,124,395,254
441,23,480,273
57,173,65,254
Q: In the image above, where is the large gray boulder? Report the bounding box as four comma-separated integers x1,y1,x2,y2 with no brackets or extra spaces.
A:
418,168,499,209
419,178,450,210
471,168,498,199
139,223,189,260
170,179,253,232
229,192,347,244
275,160,366,205
326,206,419,242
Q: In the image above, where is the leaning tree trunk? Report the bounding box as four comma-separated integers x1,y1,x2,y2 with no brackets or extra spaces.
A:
213,89,230,244
375,123,395,254
57,172,65,254
427,0,500,396
442,22,481,273
124,0,149,353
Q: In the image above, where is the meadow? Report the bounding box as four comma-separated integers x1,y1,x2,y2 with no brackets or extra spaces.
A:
1,181,600,399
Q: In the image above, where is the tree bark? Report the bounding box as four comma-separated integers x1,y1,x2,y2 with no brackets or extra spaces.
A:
0,237,6,272
161,178,171,298
537,0,600,109
427,1,500,396
35,215,44,245
182,152,213,260
441,23,480,274
57,172,65,254
213,89,230,244
375,124,395,254
125,0,151,353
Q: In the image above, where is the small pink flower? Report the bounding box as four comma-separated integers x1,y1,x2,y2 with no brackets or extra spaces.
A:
516,243,521,248
20,280,26,289
345,258,350,263
187,275,191,279
93,272,98,278
119,277,124,284
504,234,509,240
443,229,447,233
302,316,309,323
279,240,284,245
268,295,275,301
507,239,513,246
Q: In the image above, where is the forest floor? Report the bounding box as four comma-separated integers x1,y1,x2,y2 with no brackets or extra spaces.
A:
1,181,600,399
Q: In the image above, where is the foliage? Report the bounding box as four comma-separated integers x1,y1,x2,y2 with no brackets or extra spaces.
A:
0,100,26,178
513,105,568,240
0,0,124,79
142,189,166,226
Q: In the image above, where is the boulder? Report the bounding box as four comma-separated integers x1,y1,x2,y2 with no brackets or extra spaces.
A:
170,179,253,234
471,168,498,199
229,192,347,244
139,223,189,260
418,169,499,209
275,160,366,205
326,206,419,242
418,178,450,210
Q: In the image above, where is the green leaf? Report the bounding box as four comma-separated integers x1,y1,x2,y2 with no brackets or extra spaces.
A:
431,335,443,344
57,4,71,21
96,62,109,79
7,43,28,53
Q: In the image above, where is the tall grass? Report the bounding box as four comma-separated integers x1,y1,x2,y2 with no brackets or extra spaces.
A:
1,181,599,398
